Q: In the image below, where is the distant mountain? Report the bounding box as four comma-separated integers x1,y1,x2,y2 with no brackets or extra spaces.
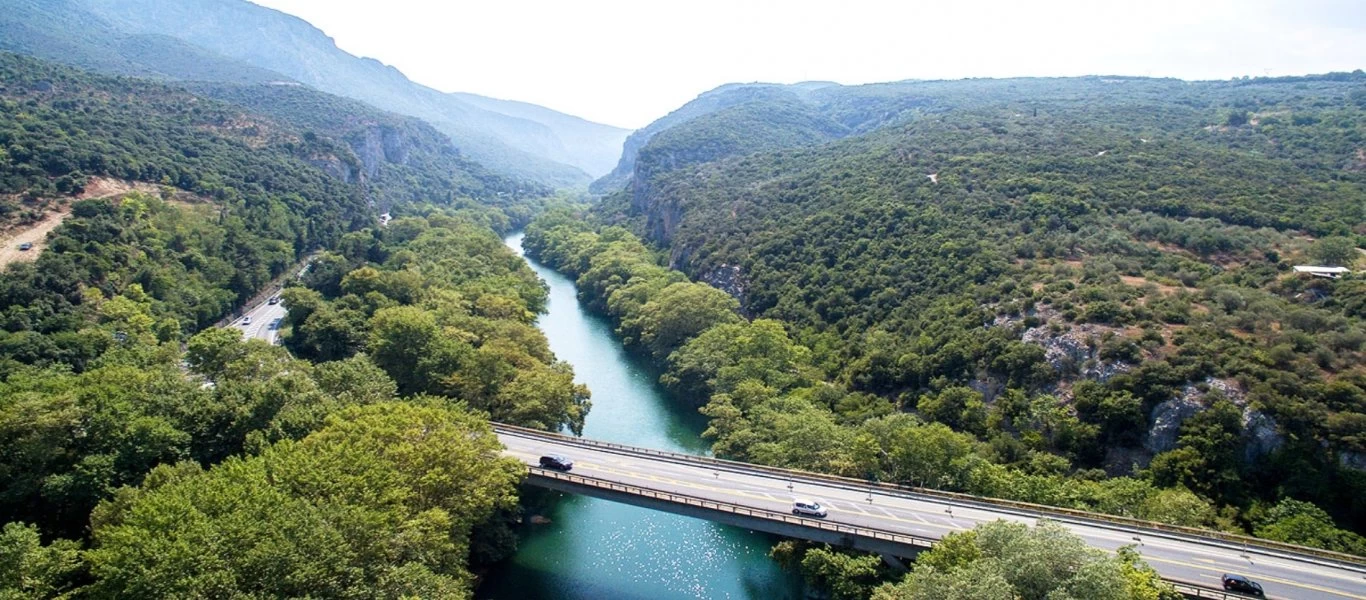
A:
449,92,628,178
591,84,809,194
589,81,926,194
0,50,538,228
186,81,548,212
0,0,284,84
0,0,630,188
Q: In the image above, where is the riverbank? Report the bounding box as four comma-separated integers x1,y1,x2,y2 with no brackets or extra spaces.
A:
476,232,800,600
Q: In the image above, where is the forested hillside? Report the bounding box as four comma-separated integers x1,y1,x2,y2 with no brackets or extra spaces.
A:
589,79,937,195
0,53,582,598
0,0,285,84
0,53,370,357
0,53,539,361
534,72,1366,552
186,81,546,211
0,0,630,187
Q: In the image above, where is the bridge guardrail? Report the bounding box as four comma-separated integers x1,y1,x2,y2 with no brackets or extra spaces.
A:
495,422,1366,571
1168,582,1259,600
526,466,1250,600
529,466,938,550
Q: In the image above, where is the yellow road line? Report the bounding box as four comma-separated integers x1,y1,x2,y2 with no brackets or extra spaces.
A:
512,451,1365,599
1141,555,1366,599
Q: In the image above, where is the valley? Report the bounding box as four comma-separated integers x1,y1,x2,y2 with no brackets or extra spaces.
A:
478,232,799,599
0,2,1362,599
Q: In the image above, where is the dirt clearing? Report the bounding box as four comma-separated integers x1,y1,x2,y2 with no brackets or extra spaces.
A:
0,208,70,269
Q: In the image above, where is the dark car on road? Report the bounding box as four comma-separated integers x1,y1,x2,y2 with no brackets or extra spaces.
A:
538,455,573,471
17,242,32,251
1222,574,1265,597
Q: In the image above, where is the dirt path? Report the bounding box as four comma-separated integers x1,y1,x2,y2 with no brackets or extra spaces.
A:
76,177,161,200
0,208,71,269
0,177,183,270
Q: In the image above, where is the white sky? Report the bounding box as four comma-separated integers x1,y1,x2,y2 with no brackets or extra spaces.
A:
249,0,1366,129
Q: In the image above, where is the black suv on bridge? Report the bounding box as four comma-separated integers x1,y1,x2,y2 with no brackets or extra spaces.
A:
538,455,573,471
1221,574,1265,598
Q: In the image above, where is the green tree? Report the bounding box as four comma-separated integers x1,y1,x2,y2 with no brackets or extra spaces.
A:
624,281,741,359
1308,236,1360,267
1139,487,1214,528
185,327,250,382
0,523,84,599
917,387,988,435
797,546,886,600
875,521,1177,600
85,403,523,599
662,319,816,400
1254,498,1366,555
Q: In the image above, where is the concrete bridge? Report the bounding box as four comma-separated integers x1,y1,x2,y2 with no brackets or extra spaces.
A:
495,424,1366,600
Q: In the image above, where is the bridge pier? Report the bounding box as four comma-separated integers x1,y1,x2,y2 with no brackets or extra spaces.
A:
880,554,910,572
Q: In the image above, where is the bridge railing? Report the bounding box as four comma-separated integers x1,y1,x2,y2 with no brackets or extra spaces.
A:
528,466,939,549
1168,582,1257,600
495,422,1366,570
526,466,1250,600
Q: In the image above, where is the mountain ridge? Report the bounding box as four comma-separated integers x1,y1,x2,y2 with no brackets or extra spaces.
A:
0,0,629,187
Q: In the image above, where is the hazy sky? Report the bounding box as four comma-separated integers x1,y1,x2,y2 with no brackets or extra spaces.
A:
249,0,1365,129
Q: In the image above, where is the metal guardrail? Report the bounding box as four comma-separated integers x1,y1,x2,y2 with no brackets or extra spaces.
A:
528,467,935,550
495,422,1366,570
526,465,1252,600
1168,582,1259,600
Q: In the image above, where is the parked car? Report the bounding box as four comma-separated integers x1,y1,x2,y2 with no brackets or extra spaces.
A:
1221,574,1265,598
538,455,573,471
792,499,828,518
17,242,32,251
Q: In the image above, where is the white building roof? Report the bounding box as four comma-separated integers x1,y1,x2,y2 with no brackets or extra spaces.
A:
1293,265,1351,277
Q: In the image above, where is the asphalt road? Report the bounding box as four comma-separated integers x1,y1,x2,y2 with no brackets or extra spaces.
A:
498,429,1366,600
230,297,287,344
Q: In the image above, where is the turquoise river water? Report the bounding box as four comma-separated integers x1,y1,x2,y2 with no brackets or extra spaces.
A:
477,232,802,600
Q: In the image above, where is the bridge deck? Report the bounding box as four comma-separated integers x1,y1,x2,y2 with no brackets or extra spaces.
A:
496,425,1366,600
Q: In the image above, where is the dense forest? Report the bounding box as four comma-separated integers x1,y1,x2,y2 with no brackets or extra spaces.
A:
0,0,632,188
531,72,1366,557
280,215,590,433
0,211,575,596
0,54,578,598
0,53,547,369
0,52,369,370
185,81,549,211
1,25,1361,599
774,520,1178,600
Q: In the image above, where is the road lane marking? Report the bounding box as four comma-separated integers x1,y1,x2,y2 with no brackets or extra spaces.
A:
505,448,1366,599
1140,555,1366,599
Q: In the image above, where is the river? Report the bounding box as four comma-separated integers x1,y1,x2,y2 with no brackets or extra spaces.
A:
478,232,802,600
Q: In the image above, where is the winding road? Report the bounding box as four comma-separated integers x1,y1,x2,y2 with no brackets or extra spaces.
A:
229,297,287,344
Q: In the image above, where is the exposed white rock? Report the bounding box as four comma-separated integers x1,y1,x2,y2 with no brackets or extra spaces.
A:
1146,395,1203,454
